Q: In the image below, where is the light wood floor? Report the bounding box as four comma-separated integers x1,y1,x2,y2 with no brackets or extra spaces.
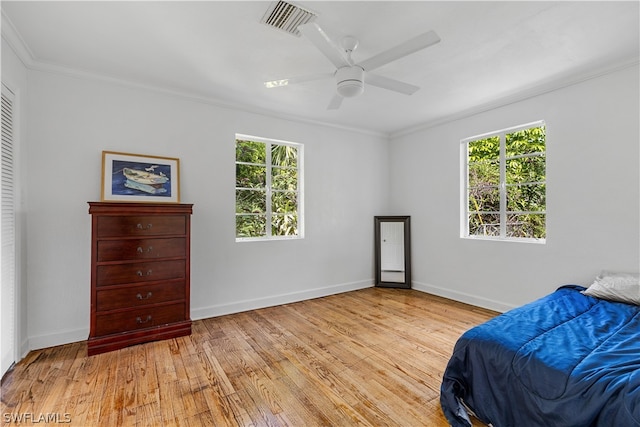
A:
1,288,497,426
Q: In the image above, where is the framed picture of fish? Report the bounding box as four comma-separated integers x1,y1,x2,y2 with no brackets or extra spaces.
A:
101,151,180,203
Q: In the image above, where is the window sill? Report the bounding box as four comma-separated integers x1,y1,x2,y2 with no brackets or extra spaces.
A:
236,236,304,243
461,235,546,245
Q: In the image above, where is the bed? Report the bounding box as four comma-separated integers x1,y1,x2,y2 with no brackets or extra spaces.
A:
440,273,640,427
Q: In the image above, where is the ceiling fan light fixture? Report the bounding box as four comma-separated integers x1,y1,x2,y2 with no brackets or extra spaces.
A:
266,22,440,108
336,66,364,98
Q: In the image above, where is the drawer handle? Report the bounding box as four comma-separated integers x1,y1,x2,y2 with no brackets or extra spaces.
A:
136,292,153,300
136,246,154,254
136,315,152,324
136,223,153,230
136,270,153,277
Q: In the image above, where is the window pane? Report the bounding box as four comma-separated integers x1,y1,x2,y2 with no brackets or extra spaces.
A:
272,191,298,213
236,189,266,213
468,159,500,187
272,213,298,236
468,136,500,161
507,183,546,212
464,123,545,241
236,164,266,188
506,155,545,184
236,140,266,164
506,213,546,239
506,126,545,157
271,145,297,168
468,184,500,213
235,135,303,240
468,213,500,237
236,215,267,238
272,167,297,190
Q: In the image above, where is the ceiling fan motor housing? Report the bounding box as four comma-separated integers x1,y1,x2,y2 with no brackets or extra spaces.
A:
336,66,364,97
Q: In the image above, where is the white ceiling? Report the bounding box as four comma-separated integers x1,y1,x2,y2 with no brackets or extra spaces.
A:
2,1,639,136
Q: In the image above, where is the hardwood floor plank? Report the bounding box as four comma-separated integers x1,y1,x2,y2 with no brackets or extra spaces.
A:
1,288,497,426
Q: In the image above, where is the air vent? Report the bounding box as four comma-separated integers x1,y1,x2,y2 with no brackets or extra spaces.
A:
261,1,317,36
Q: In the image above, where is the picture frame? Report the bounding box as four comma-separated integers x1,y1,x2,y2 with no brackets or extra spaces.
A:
101,151,180,203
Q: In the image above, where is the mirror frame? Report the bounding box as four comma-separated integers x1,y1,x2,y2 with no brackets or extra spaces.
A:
374,216,411,288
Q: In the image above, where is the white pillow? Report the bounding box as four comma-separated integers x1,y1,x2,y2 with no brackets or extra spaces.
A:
582,271,640,305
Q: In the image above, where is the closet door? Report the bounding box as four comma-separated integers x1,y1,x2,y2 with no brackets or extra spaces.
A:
1,84,17,376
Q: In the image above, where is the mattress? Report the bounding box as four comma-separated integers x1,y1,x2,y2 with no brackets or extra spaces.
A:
440,285,640,427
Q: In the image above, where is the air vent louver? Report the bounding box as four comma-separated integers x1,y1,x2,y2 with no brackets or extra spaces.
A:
261,1,317,36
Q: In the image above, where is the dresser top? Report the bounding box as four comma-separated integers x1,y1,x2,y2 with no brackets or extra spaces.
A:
88,202,193,215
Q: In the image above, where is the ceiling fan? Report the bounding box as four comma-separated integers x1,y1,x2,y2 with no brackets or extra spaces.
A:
264,22,441,109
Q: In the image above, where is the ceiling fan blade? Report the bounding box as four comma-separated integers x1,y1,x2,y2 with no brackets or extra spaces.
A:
264,73,332,88
327,93,343,110
298,22,350,69
358,30,441,72
365,73,420,95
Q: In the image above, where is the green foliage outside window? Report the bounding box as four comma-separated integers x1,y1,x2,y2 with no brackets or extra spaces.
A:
236,139,300,239
467,125,546,240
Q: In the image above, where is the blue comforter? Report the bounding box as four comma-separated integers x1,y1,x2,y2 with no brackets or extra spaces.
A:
440,285,640,427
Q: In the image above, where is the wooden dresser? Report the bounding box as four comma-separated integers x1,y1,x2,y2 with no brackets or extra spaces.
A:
88,202,192,355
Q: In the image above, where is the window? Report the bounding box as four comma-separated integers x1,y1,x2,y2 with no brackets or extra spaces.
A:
235,134,303,241
462,121,546,242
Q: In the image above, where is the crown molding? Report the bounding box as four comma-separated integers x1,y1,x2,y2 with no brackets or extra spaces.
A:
390,56,640,139
4,8,636,141
1,9,36,68
1,10,387,139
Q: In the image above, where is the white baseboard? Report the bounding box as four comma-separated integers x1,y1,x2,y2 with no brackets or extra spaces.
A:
27,327,89,353
23,280,374,354
412,281,515,313
20,337,30,360
23,280,509,354
191,279,374,320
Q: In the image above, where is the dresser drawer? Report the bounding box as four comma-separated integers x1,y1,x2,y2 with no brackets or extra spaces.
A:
96,259,185,286
97,215,186,238
97,238,186,262
96,281,185,311
94,303,186,336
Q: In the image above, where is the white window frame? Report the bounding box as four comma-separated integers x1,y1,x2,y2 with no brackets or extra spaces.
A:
235,134,304,242
461,120,546,243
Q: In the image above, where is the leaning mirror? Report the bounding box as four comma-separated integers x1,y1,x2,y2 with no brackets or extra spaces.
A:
374,216,411,288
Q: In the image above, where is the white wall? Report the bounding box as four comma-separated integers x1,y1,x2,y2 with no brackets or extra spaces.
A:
5,44,638,356
390,64,640,311
23,70,389,350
